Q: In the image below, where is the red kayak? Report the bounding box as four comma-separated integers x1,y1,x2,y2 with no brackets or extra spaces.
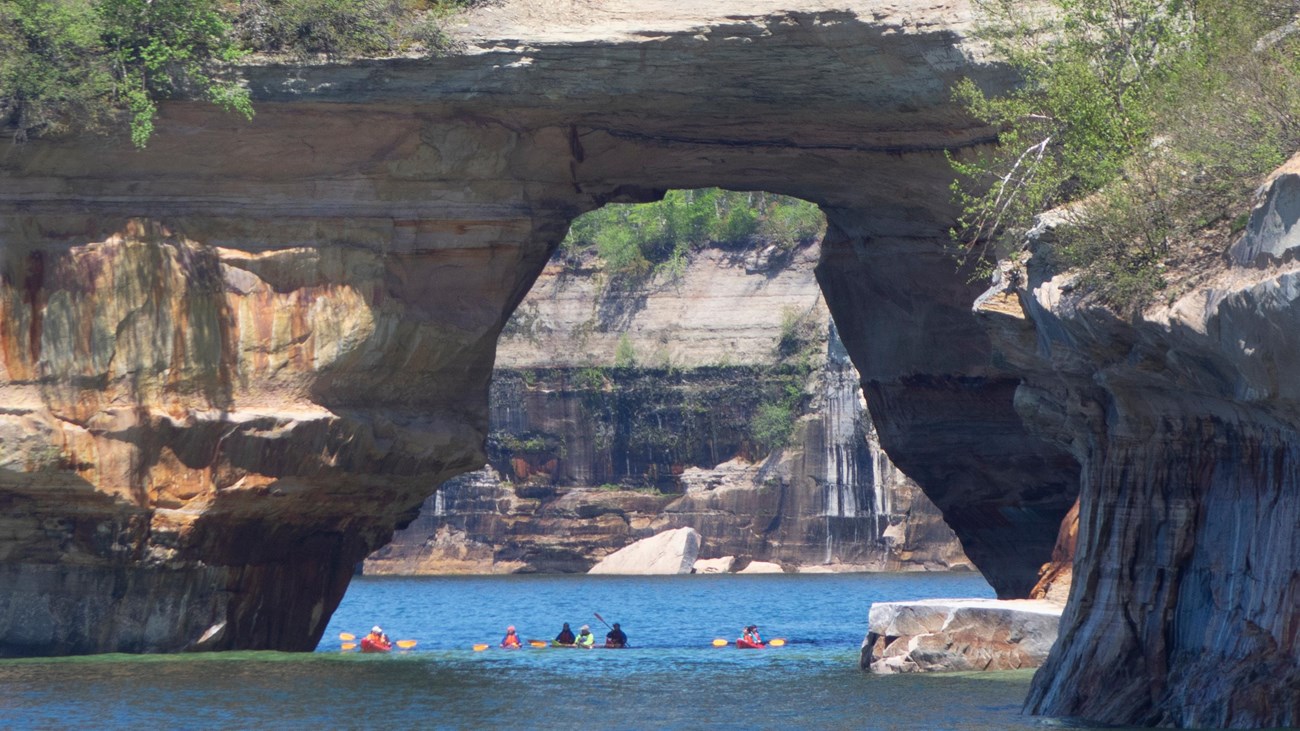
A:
736,639,766,649
360,637,392,653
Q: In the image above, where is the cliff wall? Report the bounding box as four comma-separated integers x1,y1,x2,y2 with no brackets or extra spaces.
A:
367,243,970,573
3,1,1287,728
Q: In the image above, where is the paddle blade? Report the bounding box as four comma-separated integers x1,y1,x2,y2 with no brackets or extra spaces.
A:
341,643,356,651
769,638,786,647
712,639,728,647
528,640,548,648
339,632,356,641
473,644,489,651
396,639,418,649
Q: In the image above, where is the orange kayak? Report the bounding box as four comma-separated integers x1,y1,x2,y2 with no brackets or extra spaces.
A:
360,637,392,653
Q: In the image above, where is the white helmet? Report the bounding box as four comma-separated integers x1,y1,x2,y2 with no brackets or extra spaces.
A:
372,626,383,633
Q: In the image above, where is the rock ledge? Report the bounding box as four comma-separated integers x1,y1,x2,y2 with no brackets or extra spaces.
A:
861,598,1061,673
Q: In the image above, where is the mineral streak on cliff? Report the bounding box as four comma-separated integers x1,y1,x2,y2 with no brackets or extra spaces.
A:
367,241,970,574
976,163,1300,728
1,0,1087,704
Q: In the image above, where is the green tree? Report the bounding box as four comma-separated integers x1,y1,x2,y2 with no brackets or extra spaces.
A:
614,333,637,368
98,0,251,147
953,0,1300,308
0,0,251,147
0,0,113,142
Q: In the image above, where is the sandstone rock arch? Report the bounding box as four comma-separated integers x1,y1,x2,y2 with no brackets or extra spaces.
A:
3,2,1293,727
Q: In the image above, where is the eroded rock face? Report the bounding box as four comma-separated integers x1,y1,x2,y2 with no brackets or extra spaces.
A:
977,160,1300,727
861,598,1061,673
2,0,1075,676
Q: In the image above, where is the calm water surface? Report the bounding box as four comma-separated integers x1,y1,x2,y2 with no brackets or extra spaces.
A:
0,573,1123,729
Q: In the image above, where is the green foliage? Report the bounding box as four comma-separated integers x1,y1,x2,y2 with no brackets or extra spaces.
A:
749,402,795,452
235,0,471,59
563,188,825,289
0,0,112,141
1,0,480,146
99,0,251,147
953,0,1300,310
0,0,250,147
613,334,637,368
574,366,607,391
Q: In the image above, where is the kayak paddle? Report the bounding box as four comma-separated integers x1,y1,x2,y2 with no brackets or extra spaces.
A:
339,632,356,641
528,640,548,648
593,612,612,629
341,642,356,651
711,639,728,647
473,644,489,651
769,639,786,647
396,640,418,650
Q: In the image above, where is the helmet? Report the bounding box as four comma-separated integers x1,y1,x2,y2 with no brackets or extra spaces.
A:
507,625,516,632
372,626,382,633
580,625,590,631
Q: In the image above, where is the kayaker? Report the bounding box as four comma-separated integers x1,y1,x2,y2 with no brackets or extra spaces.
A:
742,625,762,645
362,626,392,652
576,625,595,648
501,625,522,648
604,622,628,648
554,622,576,646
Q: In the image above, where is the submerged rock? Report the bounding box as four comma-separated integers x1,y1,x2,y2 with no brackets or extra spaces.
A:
861,599,1062,673
588,528,701,575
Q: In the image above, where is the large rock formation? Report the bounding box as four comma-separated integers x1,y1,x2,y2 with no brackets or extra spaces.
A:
587,526,700,574
2,0,1291,727
862,598,1062,673
978,160,1300,728
365,242,970,574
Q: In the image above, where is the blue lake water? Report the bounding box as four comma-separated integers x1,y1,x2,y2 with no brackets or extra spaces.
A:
0,573,1124,729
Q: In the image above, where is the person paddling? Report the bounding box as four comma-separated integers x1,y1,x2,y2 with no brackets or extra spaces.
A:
362,626,392,652
554,622,576,646
576,625,595,648
604,622,628,648
742,625,762,645
501,625,522,648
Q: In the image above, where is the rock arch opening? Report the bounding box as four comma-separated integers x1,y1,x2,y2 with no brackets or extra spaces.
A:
367,187,973,576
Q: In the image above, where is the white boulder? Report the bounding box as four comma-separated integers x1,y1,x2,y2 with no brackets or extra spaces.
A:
737,560,784,574
588,527,701,575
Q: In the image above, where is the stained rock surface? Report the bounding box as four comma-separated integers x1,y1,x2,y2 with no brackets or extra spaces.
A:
977,157,1300,728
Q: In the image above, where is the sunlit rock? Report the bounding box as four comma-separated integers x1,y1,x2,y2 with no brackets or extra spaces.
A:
861,599,1061,673
587,527,701,575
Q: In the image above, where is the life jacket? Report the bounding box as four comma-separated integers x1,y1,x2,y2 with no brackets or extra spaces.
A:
502,633,521,648
577,632,594,647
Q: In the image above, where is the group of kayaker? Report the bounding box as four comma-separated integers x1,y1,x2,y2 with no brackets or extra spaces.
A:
499,620,628,648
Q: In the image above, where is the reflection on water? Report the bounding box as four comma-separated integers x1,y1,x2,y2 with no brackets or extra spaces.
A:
0,574,1130,730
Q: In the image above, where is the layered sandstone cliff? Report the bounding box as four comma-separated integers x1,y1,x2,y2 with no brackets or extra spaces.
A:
365,242,970,574
3,1,1290,728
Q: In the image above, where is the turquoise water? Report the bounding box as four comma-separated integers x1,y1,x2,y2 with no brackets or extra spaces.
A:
0,573,1118,729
